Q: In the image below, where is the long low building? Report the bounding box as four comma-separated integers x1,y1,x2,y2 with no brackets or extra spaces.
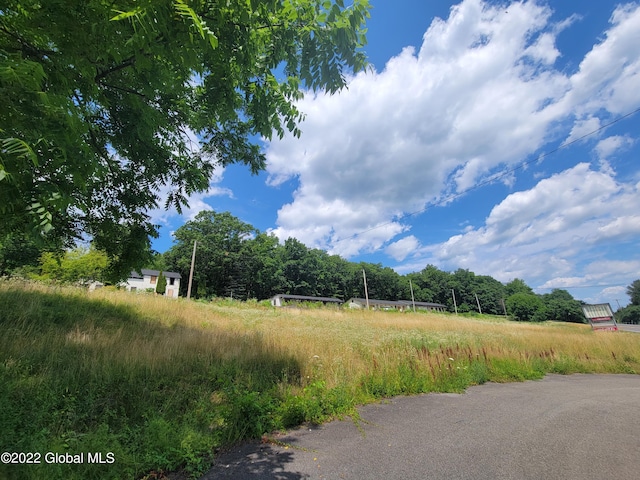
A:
400,300,447,312
347,298,446,312
271,294,343,307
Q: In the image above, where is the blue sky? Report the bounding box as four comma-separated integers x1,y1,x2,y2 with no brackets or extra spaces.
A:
151,0,640,308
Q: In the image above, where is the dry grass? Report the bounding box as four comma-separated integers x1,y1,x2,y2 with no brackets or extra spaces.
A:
2,281,639,479
88,287,640,386
5,282,639,384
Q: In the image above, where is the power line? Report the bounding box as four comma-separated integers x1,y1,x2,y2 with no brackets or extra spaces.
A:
332,106,640,245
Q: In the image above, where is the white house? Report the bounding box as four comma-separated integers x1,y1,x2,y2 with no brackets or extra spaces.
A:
123,269,181,298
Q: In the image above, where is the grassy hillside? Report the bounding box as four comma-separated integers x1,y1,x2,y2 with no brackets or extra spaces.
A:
1,280,639,479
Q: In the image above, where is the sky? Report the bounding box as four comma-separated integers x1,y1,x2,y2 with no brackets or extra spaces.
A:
151,0,640,308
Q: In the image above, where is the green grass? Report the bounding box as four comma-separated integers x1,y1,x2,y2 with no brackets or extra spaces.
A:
1,280,639,479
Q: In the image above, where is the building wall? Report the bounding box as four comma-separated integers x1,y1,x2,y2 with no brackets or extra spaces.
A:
124,275,180,298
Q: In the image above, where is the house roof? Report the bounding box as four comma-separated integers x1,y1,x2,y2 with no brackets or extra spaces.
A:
348,298,408,307
348,298,446,308
129,269,182,279
272,294,343,304
399,301,447,308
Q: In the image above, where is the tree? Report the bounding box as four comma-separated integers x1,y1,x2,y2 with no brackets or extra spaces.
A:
155,271,167,295
616,305,640,325
241,232,284,300
0,232,42,275
540,289,585,323
1,0,371,278
360,262,403,301
626,280,640,306
505,293,544,322
474,275,507,315
504,278,534,297
38,247,109,283
164,210,257,298
413,265,451,307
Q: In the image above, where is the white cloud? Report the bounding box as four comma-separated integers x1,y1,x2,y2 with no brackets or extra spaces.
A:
564,116,601,144
265,0,640,258
410,165,640,293
385,235,421,261
595,135,635,161
564,3,640,118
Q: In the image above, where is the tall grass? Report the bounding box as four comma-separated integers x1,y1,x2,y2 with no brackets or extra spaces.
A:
1,280,639,479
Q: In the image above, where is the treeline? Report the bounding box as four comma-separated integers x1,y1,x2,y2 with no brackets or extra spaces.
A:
160,211,513,313
6,210,633,323
616,280,640,324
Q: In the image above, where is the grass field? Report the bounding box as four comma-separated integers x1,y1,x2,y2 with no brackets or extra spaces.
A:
1,280,639,479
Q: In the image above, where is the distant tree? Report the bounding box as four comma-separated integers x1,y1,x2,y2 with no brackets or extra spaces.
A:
148,252,169,273
360,262,403,301
505,278,534,297
540,289,585,323
155,271,167,295
449,269,477,313
616,305,640,325
414,265,452,307
240,232,284,300
39,247,108,283
475,275,507,315
506,293,544,322
165,210,257,298
626,280,640,306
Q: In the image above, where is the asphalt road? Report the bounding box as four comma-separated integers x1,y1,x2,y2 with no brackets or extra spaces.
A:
202,374,640,480
618,324,640,333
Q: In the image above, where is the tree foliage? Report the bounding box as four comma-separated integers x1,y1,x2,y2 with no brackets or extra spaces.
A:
164,210,258,298
539,289,585,323
0,0,370,277
0,232,42,275
616,305,640,325
626,279,640,306
38,247,109,283
616,280,640,324
506,293,544,322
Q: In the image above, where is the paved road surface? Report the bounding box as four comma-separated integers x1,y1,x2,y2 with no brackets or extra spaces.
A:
618,324,640,333
202,374,640,480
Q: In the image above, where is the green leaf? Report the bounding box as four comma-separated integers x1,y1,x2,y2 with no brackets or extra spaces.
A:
110,8,143,22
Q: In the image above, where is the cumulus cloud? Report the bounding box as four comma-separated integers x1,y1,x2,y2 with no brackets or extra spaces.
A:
386,235,421,261
412,164,640,293
265,0,640,258
595,135,635,161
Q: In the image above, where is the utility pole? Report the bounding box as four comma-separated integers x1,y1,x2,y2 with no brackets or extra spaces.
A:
186,240,197,300
475,293,482,314
363,269,370,310
501,298,507,316
451,288,458,315
409,279,416,312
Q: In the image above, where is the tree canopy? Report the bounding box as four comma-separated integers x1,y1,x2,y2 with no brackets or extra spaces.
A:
616,279,640,324
626,279,640,306
0,0,370,279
